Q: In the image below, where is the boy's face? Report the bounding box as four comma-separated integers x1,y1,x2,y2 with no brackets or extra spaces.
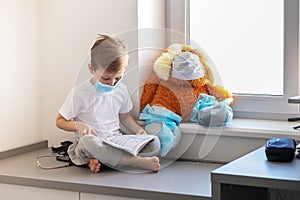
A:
94,68,125,86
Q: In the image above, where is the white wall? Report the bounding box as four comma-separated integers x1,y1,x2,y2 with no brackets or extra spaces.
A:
0,0,42,151
134,0,166,117
40,0,139,146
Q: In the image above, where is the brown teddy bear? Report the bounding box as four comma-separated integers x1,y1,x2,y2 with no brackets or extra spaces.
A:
140,43,232,122
139,43,232,157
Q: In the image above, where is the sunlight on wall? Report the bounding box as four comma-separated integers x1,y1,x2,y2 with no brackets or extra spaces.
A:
0,0,42,151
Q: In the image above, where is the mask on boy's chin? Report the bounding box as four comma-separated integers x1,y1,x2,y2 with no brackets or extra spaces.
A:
94,78,122,93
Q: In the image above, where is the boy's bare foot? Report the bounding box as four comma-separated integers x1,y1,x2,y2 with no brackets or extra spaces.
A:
136,156,160,172
119,154,160,172
88,158,101,173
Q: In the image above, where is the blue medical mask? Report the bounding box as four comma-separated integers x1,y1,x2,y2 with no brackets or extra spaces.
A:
94,78,122,92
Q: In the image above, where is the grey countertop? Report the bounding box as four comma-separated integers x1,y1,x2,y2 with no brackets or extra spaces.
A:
211,147,300,191
0,148,221,200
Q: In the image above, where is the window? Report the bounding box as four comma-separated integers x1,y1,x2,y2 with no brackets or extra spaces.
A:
166,0,299,119
190,0,283,95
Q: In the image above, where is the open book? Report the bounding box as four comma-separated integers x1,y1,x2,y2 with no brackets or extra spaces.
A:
102,135,156,157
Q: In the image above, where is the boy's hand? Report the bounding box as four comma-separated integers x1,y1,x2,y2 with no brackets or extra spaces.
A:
136,129,147,135
74,121,97,137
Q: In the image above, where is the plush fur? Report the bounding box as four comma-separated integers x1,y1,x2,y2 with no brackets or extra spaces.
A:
140,43,232,122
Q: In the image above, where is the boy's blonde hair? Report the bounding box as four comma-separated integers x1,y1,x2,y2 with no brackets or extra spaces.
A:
90,34,128,72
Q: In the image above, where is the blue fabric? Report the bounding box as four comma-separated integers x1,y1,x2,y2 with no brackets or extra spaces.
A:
139,104,182,130
146,122,174,157
94,77,122,93
140,105,182,157
190,94,233,126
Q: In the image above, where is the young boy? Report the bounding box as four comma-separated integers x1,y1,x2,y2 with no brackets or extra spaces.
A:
56,34,160,172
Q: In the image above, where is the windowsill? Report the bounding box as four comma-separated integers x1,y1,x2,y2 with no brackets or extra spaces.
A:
179,118,300,140
173,118,300,163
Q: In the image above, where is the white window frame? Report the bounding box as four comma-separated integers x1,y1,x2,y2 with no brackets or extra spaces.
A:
166,0,300,120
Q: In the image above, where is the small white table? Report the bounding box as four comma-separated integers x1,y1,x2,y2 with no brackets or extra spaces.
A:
211,147,300,200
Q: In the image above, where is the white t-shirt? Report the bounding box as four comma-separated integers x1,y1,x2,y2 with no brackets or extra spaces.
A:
59,79,133,139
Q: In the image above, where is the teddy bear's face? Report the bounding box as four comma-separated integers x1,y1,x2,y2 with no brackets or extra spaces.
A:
170,52,205,81
153,44,211,83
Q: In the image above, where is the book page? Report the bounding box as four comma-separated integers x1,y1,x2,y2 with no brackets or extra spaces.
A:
102,135,156,156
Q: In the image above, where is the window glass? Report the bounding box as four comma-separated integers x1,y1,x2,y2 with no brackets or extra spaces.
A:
189,0,283,95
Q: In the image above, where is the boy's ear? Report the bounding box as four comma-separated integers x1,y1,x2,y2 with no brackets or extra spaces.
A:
88,63,95,74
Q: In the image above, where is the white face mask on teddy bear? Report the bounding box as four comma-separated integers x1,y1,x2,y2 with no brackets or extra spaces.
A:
171,52,205,80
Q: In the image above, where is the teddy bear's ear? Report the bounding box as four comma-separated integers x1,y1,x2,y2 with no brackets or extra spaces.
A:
152,43,183,81
153,55,172,80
